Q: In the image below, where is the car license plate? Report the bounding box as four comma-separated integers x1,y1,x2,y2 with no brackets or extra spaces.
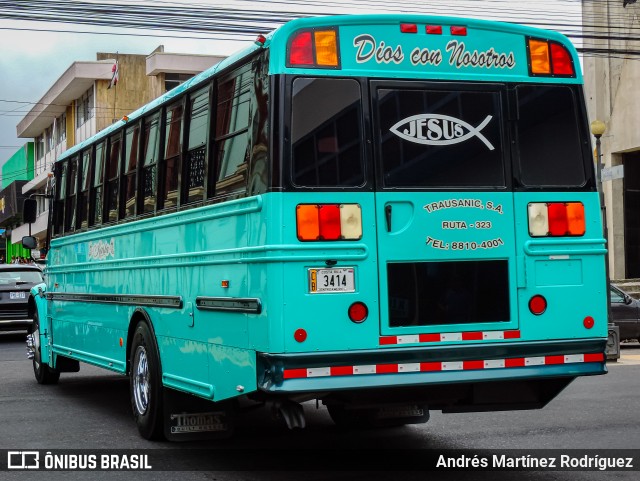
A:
308,267,355,294
10,292,26,300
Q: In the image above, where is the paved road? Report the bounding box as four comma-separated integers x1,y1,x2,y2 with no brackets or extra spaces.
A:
1,331,638,480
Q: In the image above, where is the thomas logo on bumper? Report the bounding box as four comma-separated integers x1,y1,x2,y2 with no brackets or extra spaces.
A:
389,114,495,150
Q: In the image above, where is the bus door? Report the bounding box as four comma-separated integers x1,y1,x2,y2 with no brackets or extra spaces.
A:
370,81,520,339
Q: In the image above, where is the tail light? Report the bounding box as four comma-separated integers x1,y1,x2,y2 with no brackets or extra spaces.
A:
288,28,340,68
297,204,362,241
527,37,575,77
527,202,585,237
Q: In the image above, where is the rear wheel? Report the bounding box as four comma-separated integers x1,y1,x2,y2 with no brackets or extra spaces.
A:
31,310,60,385
130,321,164,440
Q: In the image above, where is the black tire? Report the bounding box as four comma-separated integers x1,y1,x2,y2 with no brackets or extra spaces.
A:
32,310,60,385
130,321,164,440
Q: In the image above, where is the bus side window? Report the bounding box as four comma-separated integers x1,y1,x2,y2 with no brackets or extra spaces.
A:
105,133,122,223
213,64,251,199
124,123,140,218
141,113,160,215
162,101,184,210
183,86,210,205
64,155,78,233
89,141,106,227
53,161,67,237
78,149,91,230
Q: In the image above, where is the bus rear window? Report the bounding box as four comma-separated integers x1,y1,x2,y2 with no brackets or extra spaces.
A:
515,85,586,187
375,87,505,188
291,78,365,187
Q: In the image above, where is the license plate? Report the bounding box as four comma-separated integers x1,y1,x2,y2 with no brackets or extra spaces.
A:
10,292,26,300
308,268,355,294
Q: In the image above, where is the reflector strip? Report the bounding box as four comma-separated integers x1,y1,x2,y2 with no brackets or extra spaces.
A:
380,330,520,345
282,353,605,379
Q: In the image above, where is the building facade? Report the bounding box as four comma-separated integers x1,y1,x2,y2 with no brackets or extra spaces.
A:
13,46,223,252
583,0,640,280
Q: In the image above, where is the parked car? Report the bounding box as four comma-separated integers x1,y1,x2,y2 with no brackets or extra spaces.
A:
0,265,44,332
610,284,640,342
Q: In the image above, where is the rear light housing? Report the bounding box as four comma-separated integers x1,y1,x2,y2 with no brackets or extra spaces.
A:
527,37,576,77
287,28,340,68
297,204,362,241
528,202,585,237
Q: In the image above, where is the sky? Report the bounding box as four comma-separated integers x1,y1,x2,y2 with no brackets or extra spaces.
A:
0,0,582,173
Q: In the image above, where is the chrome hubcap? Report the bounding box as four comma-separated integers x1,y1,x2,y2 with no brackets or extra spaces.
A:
32,328,41,370
133,346,150,415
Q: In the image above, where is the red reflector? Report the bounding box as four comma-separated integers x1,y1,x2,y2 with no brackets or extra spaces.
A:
583,316,595,329
426,25,442,34
294,329,307,343
348,302,368,323
318,204,341,240
289,31,314,65
400,23,418,33
450,26,467,36
548,203,568,236
550,43,574,76
529,295,547,315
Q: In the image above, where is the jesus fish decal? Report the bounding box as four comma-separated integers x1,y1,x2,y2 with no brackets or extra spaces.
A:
389,114,495,151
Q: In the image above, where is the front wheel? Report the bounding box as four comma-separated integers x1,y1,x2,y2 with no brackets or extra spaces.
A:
30,310,60,385
130,322,164,440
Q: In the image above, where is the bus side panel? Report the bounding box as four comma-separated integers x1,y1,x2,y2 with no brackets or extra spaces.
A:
513,191,608,342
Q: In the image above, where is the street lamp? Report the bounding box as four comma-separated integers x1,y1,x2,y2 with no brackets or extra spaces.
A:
590,120,614,356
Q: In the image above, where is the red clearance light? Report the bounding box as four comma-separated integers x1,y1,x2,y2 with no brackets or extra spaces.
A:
583,316,595,329
550,42,574,76
401,23,418,33
450,26,467,36
426,25,442,34
348,302,368,323
289,31,314,65
255,34,267,46
529,295,547,315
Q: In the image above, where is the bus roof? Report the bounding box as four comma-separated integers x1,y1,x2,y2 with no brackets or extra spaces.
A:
59,14,581,163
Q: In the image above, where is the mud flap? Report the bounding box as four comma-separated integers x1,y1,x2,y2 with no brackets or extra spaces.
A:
163,389,236,441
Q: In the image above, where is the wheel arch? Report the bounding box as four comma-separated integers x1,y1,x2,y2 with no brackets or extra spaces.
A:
126,308,160,376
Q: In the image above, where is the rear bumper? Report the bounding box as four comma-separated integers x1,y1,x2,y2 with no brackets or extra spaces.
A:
257,339,607,393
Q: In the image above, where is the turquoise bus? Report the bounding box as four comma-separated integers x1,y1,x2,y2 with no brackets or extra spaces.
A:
24,14,608,440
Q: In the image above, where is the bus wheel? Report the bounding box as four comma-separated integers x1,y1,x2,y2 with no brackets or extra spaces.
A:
130,322,164,440
30,310,60,385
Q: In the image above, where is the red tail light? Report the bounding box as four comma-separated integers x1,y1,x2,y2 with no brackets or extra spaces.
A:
318,204,341,240
547,202,568,236
288,28,340,68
